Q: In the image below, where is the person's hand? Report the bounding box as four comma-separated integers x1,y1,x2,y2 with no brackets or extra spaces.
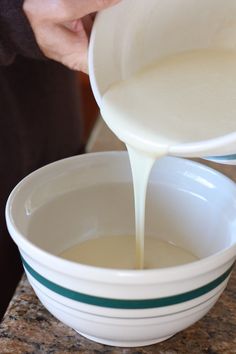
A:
23,0,121,73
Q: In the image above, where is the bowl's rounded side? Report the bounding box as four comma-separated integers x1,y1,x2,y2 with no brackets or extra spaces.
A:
25,263,229,347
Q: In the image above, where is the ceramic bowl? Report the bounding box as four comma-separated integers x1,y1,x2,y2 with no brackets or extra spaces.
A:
6,152,236,347
89,0,236,162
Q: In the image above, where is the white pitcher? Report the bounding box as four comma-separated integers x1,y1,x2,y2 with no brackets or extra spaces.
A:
89,0,236,164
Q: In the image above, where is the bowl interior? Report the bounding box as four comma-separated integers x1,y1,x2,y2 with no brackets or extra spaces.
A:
8,153,236,263
89,0,236,105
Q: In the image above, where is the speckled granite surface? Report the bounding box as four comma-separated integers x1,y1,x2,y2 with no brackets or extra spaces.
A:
0,120,236,353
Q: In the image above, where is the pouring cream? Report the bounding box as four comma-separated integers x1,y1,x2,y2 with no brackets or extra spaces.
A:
101,48,236,268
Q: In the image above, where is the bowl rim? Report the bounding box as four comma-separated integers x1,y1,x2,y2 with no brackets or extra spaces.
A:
5,151,236,284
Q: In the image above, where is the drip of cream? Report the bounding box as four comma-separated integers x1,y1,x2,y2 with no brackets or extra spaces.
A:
126,146,156,269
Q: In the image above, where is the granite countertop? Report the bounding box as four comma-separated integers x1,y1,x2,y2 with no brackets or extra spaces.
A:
0,119,236,354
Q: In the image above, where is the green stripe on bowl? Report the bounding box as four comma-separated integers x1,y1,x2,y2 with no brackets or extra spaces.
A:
21,257,234,309
208,154,236,161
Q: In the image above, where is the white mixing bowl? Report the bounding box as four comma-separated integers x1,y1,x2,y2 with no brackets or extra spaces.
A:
5,152,236,347
89,0,236,163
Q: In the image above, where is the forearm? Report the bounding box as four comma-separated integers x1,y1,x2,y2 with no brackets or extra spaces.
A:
0,0,45,65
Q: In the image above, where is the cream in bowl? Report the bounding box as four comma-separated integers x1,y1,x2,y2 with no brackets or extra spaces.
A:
5,152,236,347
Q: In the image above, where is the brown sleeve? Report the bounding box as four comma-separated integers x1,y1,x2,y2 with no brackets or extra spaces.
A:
0,0,45,65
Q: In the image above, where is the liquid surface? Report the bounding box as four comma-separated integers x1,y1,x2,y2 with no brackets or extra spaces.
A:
101,49,236,268
60,235,197,269
102,49,236,148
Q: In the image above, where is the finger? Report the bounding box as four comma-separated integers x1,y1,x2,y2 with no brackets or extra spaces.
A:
24,0,121,24
67,15,94,36
37,23,89,73
60,0,121,21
